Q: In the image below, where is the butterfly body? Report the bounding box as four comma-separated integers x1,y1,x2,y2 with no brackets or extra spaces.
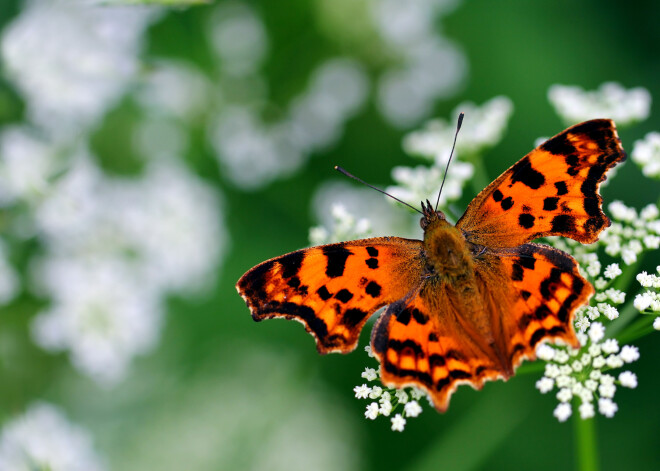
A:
237,119,627,412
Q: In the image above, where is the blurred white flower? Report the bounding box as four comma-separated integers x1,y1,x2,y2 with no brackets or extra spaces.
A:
311,181,417,241
135,60,213,121
631,132,660,179
30,154,227,384
548,82,651,126
32,258,162,385
0,126,61,206
209,2,268,77
1,0,158,136
372,0,467,127
288,58,369,153
0,402,106,471
403,96,514,159
211,107,304,190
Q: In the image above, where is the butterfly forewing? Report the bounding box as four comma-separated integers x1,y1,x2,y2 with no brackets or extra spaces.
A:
236,237,425,353
457,119,626,248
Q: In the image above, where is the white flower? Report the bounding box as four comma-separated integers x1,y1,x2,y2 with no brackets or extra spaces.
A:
554,350,570,364
598,398,618,418
609,201,638,222
553,403,572,422
362,367,378,381
395,389,409,404
588,322,605,343
365,403,380,420
548,82,651,126
379,400,393,417
634,292,653,311
209,3,267,77
575,316,590,332
618,371,638,389
354,384,371,399
556,388,573,403
632,132,660,179
601,339,619,354
404,401,423,418
387,161,474,210
365,345,375,358
603,263,622,279
605,289,626,304
536,343,556,361
606,355,624,369
599,383,616,399
1,0,158,135
578,402,595,419
654,317,660,330
369,386,383,399
619,345,640,363
31,258,162,386
536,377,554,394
0,402,106,471
390,414,406,432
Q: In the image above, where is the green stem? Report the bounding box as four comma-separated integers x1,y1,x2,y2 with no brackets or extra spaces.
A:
574,415,599,471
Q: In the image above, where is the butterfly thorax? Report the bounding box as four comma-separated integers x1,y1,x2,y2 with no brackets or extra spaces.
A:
422,215,474,281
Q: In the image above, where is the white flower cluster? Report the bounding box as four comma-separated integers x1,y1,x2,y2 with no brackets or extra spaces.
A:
371,0,466,127
386,97,514,213
403,96,514,159
633,267,660,330
387,162,474,212
1,0,158,137
548,82,651,127
309,204,372,246
0,402,106,471
26,155,226,386
535,322,640,422
354,346,428,431
631,132,660,179
206,4,368,190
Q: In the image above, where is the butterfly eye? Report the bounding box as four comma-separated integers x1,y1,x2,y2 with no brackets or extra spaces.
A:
420,217,429,230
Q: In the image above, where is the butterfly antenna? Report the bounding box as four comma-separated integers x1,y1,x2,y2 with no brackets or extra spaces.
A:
334,166,423,215
435,112,465,212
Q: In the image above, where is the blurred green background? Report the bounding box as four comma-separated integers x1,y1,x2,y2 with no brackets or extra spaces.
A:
0,0,658,470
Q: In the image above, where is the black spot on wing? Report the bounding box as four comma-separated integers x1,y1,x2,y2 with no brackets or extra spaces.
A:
428,332,438,342
343,308,368,328
365,281,381,298
541,133,577,155
501,196,514,211
520,290,531,300
411,308,429,325
530,328,548,347
509,156,546,189
551,214,576,233
316,285,332,301
493,189,503,202
366,246,379,257
396,307,411,325
366,258,379,269
518,213,535,229
334,289,354,303
279,251,304,278
543,197,559,211
323,245,352,278
388,338,425,357
555,181,568,195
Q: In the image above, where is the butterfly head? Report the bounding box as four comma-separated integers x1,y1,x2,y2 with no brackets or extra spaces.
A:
420,199,449,231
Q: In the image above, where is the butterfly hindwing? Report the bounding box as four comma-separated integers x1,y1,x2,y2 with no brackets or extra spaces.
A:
457,119,626,248
236,237,425,353
370,284,508,412
494,243,589,367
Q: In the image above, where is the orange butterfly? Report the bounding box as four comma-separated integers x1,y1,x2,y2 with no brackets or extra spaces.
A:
236,119,626,412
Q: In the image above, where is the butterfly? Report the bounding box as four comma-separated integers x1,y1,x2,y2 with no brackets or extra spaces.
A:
236,119,626,412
